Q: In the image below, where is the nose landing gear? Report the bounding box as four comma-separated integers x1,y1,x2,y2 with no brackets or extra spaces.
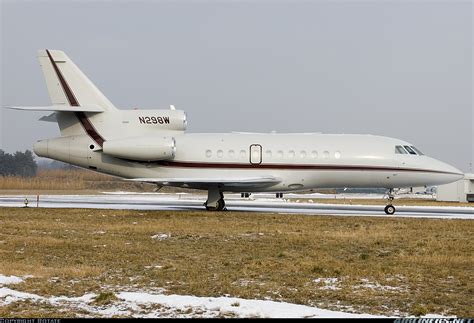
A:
384,204,396,215
384,189,396,215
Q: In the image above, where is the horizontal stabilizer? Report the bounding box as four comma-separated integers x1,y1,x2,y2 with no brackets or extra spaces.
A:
6,105,104,112
39,113,57,122
126,177,280,188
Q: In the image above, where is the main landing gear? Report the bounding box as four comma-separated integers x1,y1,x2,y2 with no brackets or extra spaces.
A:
204,186,226,211
384,189,396,215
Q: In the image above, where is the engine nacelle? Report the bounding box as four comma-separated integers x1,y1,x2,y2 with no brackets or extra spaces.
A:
103,136,176,161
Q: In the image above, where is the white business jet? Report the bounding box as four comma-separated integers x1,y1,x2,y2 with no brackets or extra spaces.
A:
7,50,463,214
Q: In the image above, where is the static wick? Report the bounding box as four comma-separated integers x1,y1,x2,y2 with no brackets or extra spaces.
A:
37,194,40,208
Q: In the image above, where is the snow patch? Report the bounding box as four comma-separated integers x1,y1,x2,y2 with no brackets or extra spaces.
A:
312,278,341,290
151,233,170,241
144,265,163,269
0,287,43,305
0,275,25,285
355,279,407,292
116,292,381,318
0,283,383,318
0,286,455,318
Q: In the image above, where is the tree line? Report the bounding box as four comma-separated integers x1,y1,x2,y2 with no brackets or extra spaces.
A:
0,150,38,177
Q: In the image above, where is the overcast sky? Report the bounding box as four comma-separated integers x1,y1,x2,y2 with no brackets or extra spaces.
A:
1,0,472,171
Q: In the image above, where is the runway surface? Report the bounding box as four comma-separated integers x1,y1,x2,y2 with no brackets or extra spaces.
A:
0,193,472,219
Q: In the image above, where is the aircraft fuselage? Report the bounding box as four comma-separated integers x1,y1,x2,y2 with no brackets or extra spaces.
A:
34,132,463,192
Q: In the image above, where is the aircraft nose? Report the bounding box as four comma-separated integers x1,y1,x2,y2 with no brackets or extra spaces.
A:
430,158,464,184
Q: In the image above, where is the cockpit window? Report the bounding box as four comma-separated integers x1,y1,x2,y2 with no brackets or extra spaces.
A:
396,145,424,156
404,146,417,155
395,145,407,154
410,146,424,155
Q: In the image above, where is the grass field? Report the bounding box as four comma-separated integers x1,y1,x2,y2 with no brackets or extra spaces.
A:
0,207,472,317
0,169,155,193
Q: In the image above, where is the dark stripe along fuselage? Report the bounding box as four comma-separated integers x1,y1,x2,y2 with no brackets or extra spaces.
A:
154,160,459,175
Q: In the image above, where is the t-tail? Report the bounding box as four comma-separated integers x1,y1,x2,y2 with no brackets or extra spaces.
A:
8,49,119,146
6,49,186,167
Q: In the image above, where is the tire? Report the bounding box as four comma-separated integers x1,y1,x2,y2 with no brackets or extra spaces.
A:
384,205,396,215
205,199,225,211
216,199,225,211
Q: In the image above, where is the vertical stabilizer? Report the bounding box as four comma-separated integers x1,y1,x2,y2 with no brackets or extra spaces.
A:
37,49,118,145
37,49,117,110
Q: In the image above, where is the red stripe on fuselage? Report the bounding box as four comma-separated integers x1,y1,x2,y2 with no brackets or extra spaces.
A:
154,160,459,175
46,50,105,147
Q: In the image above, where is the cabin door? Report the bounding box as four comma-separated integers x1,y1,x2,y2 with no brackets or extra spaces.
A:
249,144,262,165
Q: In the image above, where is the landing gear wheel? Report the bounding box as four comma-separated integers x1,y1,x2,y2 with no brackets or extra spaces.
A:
216,198,225,211
205,198,225,211
384,204,396,215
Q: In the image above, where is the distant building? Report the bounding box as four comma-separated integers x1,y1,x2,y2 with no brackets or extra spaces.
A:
436,173,474,203
410,186,427,194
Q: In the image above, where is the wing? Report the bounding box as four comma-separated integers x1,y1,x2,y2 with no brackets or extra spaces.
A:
125,176,280,189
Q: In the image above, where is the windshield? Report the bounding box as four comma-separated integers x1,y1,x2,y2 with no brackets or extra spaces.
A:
395,145,424,155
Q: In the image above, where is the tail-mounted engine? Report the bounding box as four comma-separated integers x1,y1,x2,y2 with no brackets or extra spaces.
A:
103,136,176,161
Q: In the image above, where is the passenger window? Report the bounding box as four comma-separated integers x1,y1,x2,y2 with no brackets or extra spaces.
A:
240,150,246,158
404,146,417,155
288,150,295,158
217,150,223,158
205,149,212,158
311,151,318,159
395,146,407,154
300,151,307,158
265,150,272,158
277,150,284,158
334,151,341,159
228,150,235,158
323,151,330,159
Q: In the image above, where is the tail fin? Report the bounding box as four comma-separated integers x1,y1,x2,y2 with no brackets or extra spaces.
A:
38,49,117,111
37,49,118,145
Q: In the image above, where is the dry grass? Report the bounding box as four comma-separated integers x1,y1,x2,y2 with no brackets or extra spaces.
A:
0,207,472,317
0,169,154,193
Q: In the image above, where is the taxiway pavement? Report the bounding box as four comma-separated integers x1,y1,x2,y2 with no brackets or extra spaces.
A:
0,193,472,219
